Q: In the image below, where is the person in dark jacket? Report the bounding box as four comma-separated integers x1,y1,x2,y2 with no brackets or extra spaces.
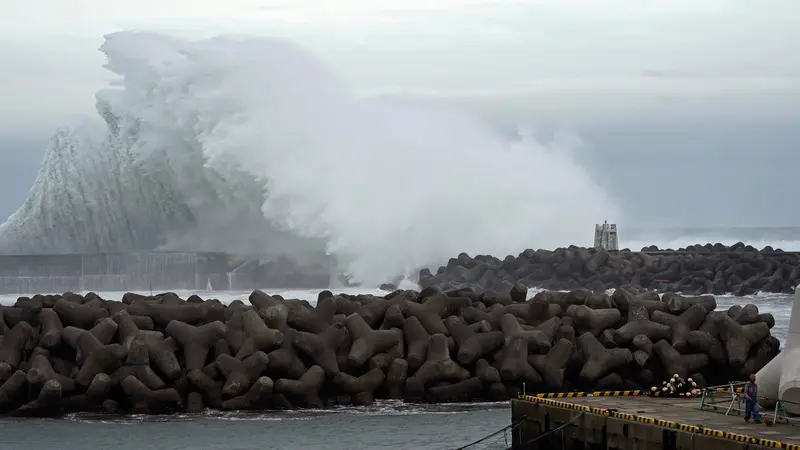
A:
744,374,762,424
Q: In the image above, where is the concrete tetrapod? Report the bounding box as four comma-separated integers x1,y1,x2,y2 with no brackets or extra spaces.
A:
113,310,144,350
215,352,270,398
613,299,670,345
222,376,275,410
225,307,247,355
403,294,471,335
386,358,409,399
234,309,284,359
28,354,76,393
380,304,405,330
0,303,40,329
286,301,336,334
718,314,771,367
293,323,348,377
653,339,709,379
60,373,111,413
742,336,780,379
0,322,34,368
38,309,64,349
333,367,385,405
427,377,484,403
0,286,784,415
11,379,62,417
74,330,127,386
0,370,27,412
475,358,501,385
662,293,717,315
110,338,165,390
577,332,632,381
358,296,396,329
631,334,653,367
345,313,403,368
404,334,470,402
128,300,206,327
54,298,108,329
569,305,622,337
120,375,182,414
731,304,759,324
686,330,727,366
143,334,182,381
498,336,543,384
445,316,504,365
266,328,307,379
187,369,223,409
650,305,708,352
90,318,119,346
165,320,227,371
274,365,326,408
403,316,431,371
499,313,556,353
249,289,290,331
528,338,575,389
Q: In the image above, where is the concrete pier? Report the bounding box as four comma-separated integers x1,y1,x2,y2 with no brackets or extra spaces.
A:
511,394,800,450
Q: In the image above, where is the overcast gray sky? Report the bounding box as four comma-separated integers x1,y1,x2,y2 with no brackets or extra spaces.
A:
1,0,799,226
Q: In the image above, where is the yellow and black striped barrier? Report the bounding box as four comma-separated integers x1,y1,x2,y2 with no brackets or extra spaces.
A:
517,394,800,449
534,392,588,398
527,390,646,398
711,387,744,393
591,390,645,397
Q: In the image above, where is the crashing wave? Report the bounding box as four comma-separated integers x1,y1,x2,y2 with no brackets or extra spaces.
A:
0,31,618,285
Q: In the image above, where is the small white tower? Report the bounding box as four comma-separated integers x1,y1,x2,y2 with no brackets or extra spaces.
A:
594,221,619,251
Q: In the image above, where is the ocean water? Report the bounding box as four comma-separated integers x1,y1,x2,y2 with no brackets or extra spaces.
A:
0,403,512,450
0,287,792,450
621,226,800,252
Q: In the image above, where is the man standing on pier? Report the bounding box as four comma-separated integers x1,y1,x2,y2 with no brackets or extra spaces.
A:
744,374,762,424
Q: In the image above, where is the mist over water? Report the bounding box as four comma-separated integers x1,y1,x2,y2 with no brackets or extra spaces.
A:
0,31,619,285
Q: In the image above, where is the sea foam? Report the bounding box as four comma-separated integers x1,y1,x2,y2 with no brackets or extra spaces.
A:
0,31,619,285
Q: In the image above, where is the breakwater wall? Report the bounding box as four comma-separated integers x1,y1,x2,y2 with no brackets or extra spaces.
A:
3,244,800,296
0,253,331,295
420,244,800,296
0,287,779,416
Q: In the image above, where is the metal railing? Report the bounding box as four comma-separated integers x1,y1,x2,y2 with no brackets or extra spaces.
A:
699,381,790,424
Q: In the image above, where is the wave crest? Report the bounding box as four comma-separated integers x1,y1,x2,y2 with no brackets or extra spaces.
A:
0,31,619,285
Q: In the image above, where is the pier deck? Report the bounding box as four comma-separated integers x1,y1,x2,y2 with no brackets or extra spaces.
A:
512,394,800,449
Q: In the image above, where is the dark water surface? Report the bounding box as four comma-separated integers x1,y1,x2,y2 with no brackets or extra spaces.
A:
1,402,511,450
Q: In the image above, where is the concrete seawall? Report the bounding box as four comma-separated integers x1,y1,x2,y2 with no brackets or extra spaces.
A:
0,252,311,294
511,395,799,450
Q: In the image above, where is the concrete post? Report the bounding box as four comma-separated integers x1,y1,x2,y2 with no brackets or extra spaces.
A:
778,286,800,414
594,221,619,251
